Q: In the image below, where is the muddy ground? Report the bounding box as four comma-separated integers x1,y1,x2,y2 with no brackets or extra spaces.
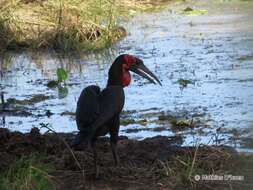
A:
0,128,252,190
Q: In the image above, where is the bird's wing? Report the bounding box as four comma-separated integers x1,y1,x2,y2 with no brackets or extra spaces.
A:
88,86,125,137
76,85,100,131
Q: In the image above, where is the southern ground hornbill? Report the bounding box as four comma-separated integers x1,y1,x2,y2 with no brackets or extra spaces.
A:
73,54,161,177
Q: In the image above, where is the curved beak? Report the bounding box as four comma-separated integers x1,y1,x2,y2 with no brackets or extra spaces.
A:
129,59,162,86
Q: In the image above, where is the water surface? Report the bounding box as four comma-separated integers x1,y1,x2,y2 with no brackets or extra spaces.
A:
1,0,253,151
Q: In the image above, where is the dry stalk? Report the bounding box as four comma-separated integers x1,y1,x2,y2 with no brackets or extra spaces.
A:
40,124,85,178
188,145,199,179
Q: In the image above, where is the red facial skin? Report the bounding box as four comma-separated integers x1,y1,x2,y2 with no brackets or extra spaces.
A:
122,55,136,87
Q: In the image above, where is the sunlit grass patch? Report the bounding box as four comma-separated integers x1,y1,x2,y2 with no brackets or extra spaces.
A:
0,0,126,52
0,0,173,52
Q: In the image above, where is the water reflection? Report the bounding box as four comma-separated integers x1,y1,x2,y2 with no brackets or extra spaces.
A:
0,0,253,151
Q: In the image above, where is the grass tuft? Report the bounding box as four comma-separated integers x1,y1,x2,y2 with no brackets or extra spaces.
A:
0,0,172,52
0,0,126,52
0,154,55,190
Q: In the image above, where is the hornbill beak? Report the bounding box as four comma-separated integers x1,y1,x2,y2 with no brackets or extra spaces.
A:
129,59,162,86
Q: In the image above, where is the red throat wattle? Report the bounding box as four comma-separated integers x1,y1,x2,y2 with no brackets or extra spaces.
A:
122,64,131,87
121,55,135,87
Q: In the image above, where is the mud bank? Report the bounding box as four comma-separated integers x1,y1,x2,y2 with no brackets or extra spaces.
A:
0,128,252,190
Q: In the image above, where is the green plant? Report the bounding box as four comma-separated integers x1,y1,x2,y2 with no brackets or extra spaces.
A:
177,79,193,87
0,155,55,190
47,67,68,88
57,68,68,83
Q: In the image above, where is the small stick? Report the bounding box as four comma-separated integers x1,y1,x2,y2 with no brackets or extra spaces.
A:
1,92,5,110
40,124,85,178
188,145,199,180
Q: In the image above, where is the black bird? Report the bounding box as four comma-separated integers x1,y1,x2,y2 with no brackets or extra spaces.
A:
73,54,161,177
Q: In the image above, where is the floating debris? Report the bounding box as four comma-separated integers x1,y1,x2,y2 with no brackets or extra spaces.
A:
237,54,253,61
6,94,52,105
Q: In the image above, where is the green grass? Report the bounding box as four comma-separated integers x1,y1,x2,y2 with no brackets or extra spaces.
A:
0,0,172,52
0,154,55,190
158,147,253,189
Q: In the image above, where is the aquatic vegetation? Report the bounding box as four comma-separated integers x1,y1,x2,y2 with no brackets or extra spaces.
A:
237,54,253,61
178,7,208,16
56,68,68,83
6,95,52,105
123,126,168,133
177,79,193,87
121,118,148,126
170,118,194,130
121,118,136,126
46,68,69,98
0,94,52,117
57,86,68,99
46,80,59,88
47,68,68,88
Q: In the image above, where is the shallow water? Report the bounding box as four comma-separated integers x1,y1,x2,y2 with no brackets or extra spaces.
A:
1,0,253,151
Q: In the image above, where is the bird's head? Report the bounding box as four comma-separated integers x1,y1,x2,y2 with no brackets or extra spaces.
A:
107,54,162,87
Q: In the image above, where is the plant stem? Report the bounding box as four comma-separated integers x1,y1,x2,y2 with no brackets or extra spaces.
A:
1,92,5,110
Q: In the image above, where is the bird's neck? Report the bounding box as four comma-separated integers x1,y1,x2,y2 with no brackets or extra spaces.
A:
107,63,124,87
107,71,131,87
107,74,123,87
106,60,131,87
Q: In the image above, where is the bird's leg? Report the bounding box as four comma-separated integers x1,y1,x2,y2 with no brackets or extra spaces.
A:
109,115,120,166
91,141,99,179
110,140,119,166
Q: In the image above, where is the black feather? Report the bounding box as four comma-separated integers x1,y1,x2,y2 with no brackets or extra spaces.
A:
75,85,124,143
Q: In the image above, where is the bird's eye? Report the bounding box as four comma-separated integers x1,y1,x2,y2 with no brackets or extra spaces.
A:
123,55,136,65
122,63,130,70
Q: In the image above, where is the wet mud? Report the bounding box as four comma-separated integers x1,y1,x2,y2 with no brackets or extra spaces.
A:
1,127,252,190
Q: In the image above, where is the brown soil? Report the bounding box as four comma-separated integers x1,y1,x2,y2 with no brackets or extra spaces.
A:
0,127,250,190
